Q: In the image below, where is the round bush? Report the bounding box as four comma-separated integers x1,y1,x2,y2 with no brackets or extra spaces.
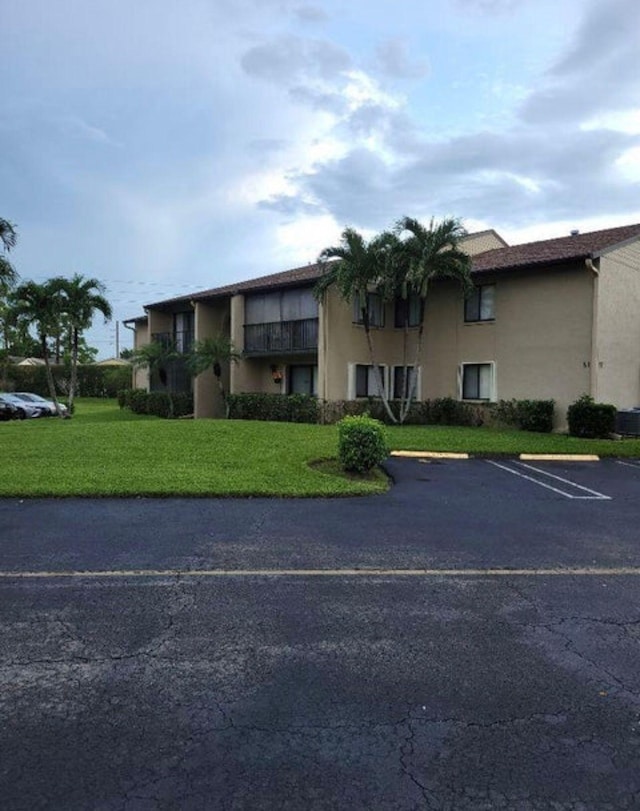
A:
337,415,388,473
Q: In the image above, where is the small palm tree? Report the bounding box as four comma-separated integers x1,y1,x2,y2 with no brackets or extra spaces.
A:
315,227,400,423
131,340,181,418
0,219,18,289
53,275,112,413
12,280,66,416
188,335,241,418
394,216,473,422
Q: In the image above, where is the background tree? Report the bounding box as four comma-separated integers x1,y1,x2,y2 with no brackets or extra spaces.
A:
394,216,472,422
0,219,19,386
54,274,112,413
314,227,400,423
188,335,241,418
12,280,66,416
131,340,180,418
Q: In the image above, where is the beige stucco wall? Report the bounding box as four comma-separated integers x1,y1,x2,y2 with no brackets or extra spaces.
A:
131,318,150,390
321,265,594,426
592,241,640,408
193,299,231,418
321,287,424,402
461,230,506,255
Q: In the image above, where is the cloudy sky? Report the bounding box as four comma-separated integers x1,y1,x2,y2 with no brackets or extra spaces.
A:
2,0,639,356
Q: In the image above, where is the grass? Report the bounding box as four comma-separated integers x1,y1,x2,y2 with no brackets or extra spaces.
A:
2,399,640,498
1,399,388,498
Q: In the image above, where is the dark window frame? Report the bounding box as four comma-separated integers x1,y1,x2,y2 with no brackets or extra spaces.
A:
461,363,493,401
394,295,422,328
355,364,386,398
464,284,495,323
287,364,317,396
352,292,385,328
392,366,417,400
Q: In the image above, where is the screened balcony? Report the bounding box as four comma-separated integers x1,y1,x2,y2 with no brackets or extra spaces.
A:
151,330,194,354
244,317,318,354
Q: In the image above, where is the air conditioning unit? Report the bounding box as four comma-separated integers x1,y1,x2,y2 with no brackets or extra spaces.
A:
616,409,640,436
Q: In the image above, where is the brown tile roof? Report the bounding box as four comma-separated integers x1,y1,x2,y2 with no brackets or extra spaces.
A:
141,223,640,310
472,222,640,274
145,262,324,309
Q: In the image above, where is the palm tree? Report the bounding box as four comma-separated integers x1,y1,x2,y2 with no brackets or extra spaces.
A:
0,219,18,289
315,227,400,423
131,340,181,418
54,275,112,413
188,335,241,418
394,216,473,422
12,280,66,416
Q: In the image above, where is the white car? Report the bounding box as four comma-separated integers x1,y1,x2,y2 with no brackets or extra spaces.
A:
0,393,46,419
12,392,69,417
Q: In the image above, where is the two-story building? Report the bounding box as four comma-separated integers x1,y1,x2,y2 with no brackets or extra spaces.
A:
126,222,640,424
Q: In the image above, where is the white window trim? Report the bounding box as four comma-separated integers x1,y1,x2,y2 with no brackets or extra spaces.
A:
458,361,497,402
347,363,389,399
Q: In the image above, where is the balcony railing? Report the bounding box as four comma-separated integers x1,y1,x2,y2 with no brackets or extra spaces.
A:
244,318,318,354
151,330,194,354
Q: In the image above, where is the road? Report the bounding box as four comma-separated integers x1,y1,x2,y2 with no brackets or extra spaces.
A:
1,458,640,809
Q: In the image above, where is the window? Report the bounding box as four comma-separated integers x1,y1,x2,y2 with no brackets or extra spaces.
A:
245,287,318,324
288,365,317,395
350,364,387,398
464,284,495,322
393,366,419,400
353,293,385,327
394,295,422,328
461,363,494,401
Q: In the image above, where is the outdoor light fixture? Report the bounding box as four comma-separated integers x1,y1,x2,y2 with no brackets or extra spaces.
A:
271,365,283,384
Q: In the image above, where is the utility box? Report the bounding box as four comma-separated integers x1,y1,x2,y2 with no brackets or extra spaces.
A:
616,409,640,436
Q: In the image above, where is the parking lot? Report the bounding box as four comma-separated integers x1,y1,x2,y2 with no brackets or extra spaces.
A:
2,459,640,809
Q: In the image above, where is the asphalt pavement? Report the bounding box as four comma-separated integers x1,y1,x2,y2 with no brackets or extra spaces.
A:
1,458,640,809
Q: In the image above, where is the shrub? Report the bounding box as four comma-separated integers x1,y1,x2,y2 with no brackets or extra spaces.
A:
494,399,555,433
567,394,616,438
3,363,132,398
337,415,388,473
228,393,319,423
120,389,193,418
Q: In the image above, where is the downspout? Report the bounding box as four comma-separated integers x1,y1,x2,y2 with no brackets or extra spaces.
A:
586,257,599,401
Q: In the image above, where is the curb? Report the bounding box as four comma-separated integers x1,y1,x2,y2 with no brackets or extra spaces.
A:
390,450,470,460
519,454,600,462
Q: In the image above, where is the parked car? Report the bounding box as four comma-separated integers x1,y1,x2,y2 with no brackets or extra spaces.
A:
0,399,19,421
12,392,68,417
0,393,47,419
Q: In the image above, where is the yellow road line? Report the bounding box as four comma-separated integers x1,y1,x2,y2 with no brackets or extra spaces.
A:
2,567,640,579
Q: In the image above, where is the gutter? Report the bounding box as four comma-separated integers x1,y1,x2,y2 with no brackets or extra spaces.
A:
586,256,600,401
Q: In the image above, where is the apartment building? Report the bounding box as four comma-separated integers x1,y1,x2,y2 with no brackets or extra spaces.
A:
126,222,640,424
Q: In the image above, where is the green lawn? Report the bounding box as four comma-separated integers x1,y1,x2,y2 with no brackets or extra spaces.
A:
3,399,640,498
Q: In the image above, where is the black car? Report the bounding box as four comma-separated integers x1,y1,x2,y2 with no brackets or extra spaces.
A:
0,400,19,421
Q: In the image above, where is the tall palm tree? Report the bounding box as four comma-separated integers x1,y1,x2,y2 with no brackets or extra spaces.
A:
54,275,112,413
12,280,66,416
0,219,18,289
188,335,241,418
131,340,181,418
315,227,400,423
394,216,473,422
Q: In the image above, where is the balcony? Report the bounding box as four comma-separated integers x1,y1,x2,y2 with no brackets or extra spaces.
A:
151,330,194,354
244,318,318,355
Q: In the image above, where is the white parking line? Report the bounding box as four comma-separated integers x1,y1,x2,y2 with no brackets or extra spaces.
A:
616,460,640,470
486,460,611,500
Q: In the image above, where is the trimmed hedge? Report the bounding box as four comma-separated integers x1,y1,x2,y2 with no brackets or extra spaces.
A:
567,394,616,438
228,393,320,423
337,415,388,473
321,397,477,426
120,389,193,418
2,364,131,398
493,399,555,433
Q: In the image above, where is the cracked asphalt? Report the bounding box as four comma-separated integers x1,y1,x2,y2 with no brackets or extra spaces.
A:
2,458,640,810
